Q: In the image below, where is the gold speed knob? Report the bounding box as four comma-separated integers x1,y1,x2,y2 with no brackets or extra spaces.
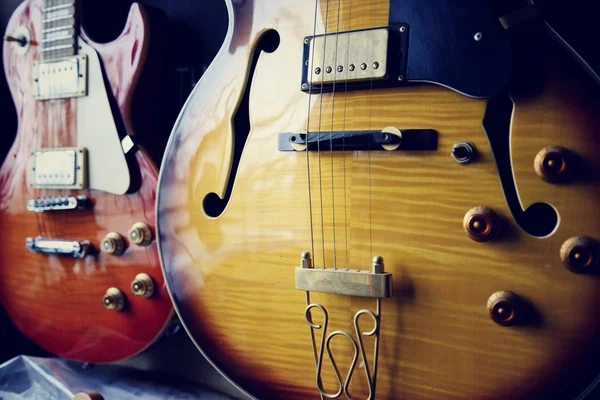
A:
128,222,153,246
534,146,574,183
100,232,125,256
463,206,502,242
560,236,599,274
102,287,125,311
487,291,521,327
130,273,155,298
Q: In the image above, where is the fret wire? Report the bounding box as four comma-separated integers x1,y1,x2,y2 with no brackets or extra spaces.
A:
42,34,73,43
43,24,74,33
43,15,73,23
43,44,74,52
43,3,74,12
42,0,78,61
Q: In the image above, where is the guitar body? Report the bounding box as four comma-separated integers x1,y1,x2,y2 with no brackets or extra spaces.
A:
157,0,600,398
0,0,172,363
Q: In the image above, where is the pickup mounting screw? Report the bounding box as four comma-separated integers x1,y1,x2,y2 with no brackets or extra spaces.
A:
397,75,404,81
360,63,367,70
314,67,321,75
301,83,308,89
399,26,406,33
304,38,309,44
474,32,483,41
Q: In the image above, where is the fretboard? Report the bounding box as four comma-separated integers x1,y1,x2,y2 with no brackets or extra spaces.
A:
41,0,77,61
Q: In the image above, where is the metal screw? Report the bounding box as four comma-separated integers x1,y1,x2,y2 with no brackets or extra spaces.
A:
398,75,404,81
301,83,308,89
372,256,384,274
326,66,332,73
337,65,343,73
315,67,321,75
474,32,483,41
304,38,309,44
373,62,379,69
349,64,355,71
400,26,406,33
360,63,367,70
305,60,309,66
301,252,313,269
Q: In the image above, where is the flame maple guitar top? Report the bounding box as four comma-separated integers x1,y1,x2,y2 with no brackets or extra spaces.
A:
157,0,600,398
0,0,172,363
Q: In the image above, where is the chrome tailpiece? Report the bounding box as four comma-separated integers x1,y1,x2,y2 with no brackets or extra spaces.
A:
296,253,392,399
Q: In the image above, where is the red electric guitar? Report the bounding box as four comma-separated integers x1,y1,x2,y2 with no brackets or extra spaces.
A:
0,0,173,363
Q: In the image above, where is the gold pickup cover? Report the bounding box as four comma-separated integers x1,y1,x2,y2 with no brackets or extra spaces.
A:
307,28,389,85
28,147,88,190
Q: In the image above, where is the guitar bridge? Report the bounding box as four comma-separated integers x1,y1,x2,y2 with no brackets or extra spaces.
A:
26,237,91,258
296,253,392,399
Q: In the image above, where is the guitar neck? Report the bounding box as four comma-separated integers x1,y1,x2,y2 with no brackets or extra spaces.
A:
41,0,78,61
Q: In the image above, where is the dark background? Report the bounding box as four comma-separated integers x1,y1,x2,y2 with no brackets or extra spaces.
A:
0,0,599,396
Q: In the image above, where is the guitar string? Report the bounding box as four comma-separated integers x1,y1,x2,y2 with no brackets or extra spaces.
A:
368,0,376,260
33,21,43,238
316,0,331,269
328,0,343,270
305,0,320,265
341,0,352,270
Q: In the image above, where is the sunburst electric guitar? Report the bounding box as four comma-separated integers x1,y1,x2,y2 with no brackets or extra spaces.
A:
0,0,173,363
156,0,600,398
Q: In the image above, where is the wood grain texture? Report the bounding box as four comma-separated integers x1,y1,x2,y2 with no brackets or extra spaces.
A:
0,0,173,363
157,0,600,398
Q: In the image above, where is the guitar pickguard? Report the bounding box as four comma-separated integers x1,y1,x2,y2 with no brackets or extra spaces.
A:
77,39,131,195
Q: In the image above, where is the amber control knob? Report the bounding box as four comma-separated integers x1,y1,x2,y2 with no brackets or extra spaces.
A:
463,206,502,242
128,222,153,246
131,273,155,298
487,291,520,326
100,232,125,256
102,287,125,311
534,146,574,183
560,236,599,274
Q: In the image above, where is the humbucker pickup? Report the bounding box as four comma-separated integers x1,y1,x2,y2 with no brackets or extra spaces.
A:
301,26,409,92
27,195,90,212
33,54,88,101
26,237,91,258
28,147,88,190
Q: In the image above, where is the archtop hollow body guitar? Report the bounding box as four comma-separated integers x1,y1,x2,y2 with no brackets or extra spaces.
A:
157,0,600,398
0,0,173,363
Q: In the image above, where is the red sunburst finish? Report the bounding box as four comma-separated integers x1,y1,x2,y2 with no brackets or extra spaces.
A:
0,0,173,363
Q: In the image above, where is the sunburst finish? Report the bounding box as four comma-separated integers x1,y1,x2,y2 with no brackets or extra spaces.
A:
157,0,600,398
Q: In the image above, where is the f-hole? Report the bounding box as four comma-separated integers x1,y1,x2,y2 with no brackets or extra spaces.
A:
483,93,559,237
203,29,280,218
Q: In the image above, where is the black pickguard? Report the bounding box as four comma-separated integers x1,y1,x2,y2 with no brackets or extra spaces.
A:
389,0,512,98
